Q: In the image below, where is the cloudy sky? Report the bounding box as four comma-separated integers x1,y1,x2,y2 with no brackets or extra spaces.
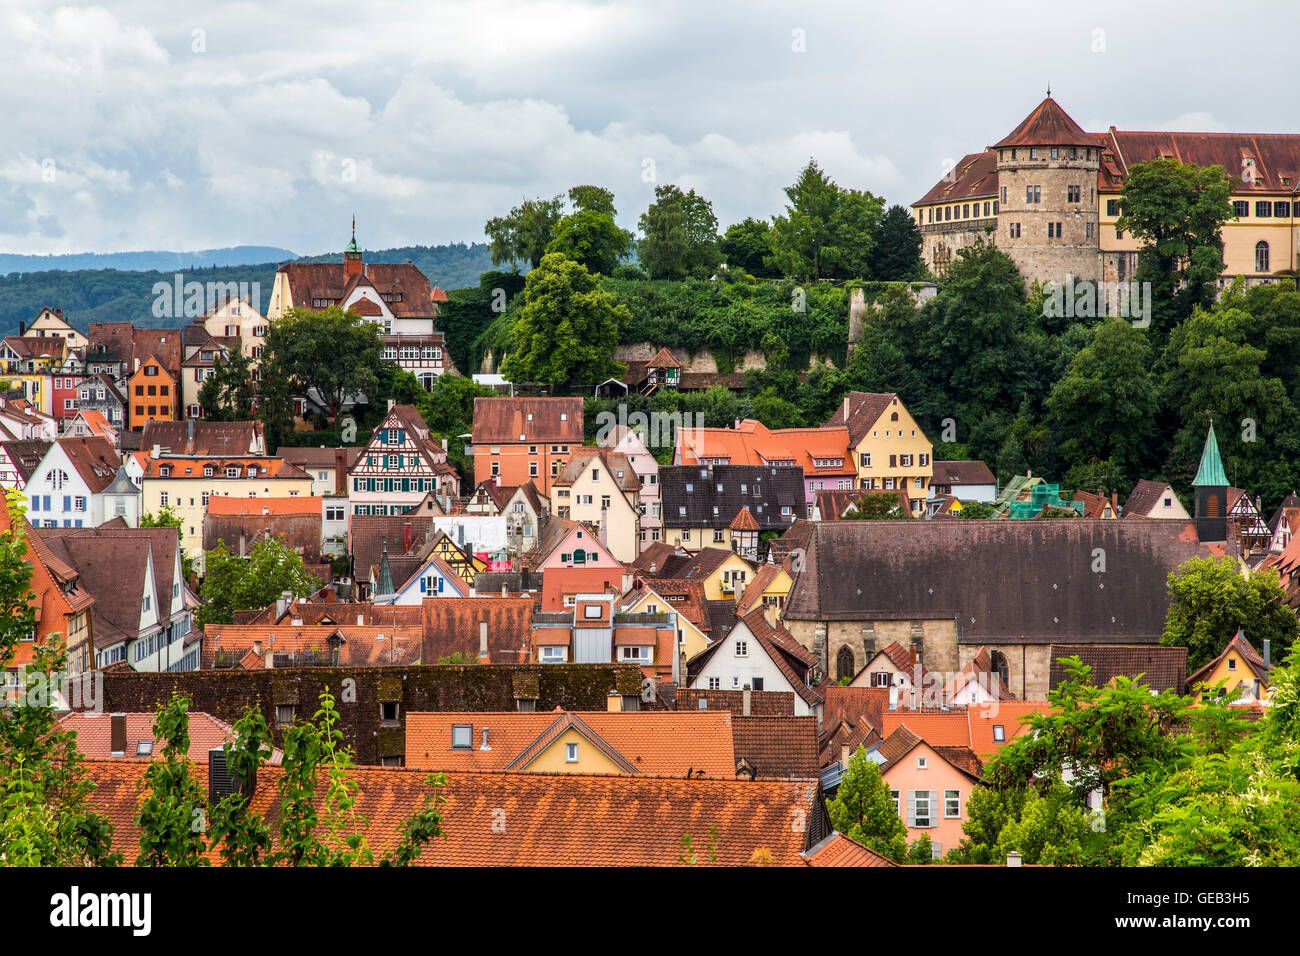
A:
0,0,1288,256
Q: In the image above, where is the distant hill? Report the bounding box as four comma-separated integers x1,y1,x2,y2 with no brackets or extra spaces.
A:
0,246,299,274
0,242,498,335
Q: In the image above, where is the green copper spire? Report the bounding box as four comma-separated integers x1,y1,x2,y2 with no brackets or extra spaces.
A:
345,214,361,254
1192,423,1229,487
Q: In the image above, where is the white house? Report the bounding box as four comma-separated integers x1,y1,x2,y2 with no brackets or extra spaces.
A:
685,609,823,717
372,550,470,606
24,437,122,529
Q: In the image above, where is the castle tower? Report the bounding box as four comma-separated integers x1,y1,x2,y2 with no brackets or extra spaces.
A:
1192,423,1229,543
993,96,1101,285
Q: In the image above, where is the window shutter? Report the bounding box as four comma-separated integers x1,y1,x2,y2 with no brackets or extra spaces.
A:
419,577,426,593
398,429,405,445
930,791,939,826
906,790,917,828
382,454,389,469
889,455,897,468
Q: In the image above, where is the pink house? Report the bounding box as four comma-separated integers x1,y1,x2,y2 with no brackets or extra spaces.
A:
876,725,982,860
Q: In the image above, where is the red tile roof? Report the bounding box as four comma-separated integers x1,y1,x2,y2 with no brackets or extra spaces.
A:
803,832,898,867
472,397,583,444
992,97,1096,149
81,762,820,866
206,495,322,516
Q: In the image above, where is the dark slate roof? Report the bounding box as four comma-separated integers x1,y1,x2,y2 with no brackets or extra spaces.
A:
1123,479,1177,517
784,519,1234,644
141,420,264,457
660,463,806,531
1048,644,1188,694
732,716,819,778
931,460,996,487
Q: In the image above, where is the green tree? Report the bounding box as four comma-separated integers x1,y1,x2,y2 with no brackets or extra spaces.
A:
825,747,908,862
135,691,212,866
0,492,122,866
262,307,384,421
957,501,996,519
195,536,322,629
637,184,721,280
485,195,566,270
905,834,934,865
869,204,928,281
198,349,256,421
720,217,775,276
1160,556,1298,671
1116,158,1234,332
500,252,630,388
1046,318,1157,484
991,782,1101,866
768,160,884,280
545,185,633,276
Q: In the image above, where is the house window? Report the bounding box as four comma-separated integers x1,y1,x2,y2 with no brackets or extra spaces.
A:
945,790,961,818
735,640,748,657
381,701,400,723
917,756,927,769
1026,185,1041,204
565,742,579,763
1256,201,1272,218
993,724,1005,742
1228,658,1237,671
452,725,472,749
540,646,567,663
276,705,295,728
713,529,725,543
1009,222,1021,238
912,791,933,828
707,677,720,690
159,492,169,507
619,646,651,663
1067,185,1080,203
226,467,239,478
891,790,900,813
1256,241,1270,273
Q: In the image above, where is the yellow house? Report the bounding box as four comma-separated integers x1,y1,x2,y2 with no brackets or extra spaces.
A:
1188,629,1274,705
403,710,737,777
657,547,757,602
825,392,933,515
127,451,313,572
551,447,641,563
735,562,794,617
24,308,89,351
622,582,711,663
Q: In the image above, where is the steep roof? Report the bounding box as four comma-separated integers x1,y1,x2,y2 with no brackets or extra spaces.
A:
913,150,1000,206
992,96,1096,149
1192,424,1229,487
56,436,121,493
803,831,898,867
823,391,900,447
81,763,821,866
1048,644,1188,694
472,397,583,444
1098,128,1300,195
660,464,806,531
141,420,264,457
0,439,51,482
1186,629,1273,689
731,716,819,778
202,624,424,668
688,608,823,706
931,460,997,487
277,261,442,317
56,711,250,762
784,519,1232,644
1124,479,1179,517
421,597,534,664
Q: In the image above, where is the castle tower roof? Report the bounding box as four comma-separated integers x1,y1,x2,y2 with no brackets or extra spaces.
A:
993,97,1095,150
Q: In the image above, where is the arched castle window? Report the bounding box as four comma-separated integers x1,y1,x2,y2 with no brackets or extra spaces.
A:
836,646,856,683
1256,241,1270,273
989,650,1011,692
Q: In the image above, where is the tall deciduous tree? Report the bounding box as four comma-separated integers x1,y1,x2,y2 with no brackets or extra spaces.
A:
720,217,776,277
195,536,322,629
485,195,566,271
262,307,385,420
1116,158,1234,333
637,185,722,280
500,252,630,388
825,746,908,862
1160,556,1298,670
768,160,884,280
198,349,256,421
545,185,633,276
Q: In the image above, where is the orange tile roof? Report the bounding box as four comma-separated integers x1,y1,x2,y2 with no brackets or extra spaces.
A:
803,832,898,867
405,710,737,777
56,711,259,762
206,495,322,516
202,624,423,668
81,762,818,866
678,419,853,475
130,452,310,480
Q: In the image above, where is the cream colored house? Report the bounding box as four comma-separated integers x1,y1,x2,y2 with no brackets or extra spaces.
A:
126,451,313,572
23,308,88,351
551,447,641,563
202,297,267,368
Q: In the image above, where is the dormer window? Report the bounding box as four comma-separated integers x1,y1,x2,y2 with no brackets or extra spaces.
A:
226,466,239,478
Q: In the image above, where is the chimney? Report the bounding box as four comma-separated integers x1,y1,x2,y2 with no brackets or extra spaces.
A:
742,685,752,717
276,590,292,620
888,686,899,711
840,744,850,767
55,308,62,319
151,444,160,460
842,395,850,420
356,613,364,626
621,570,633,593
1264,639,1272,667
404,521,413,553
387,399,395,413
238,531,246,557
480,726,491,750
334,449,347,494
18,321,25,335
1006,851,1023,868
478,621,488,662
607,691,623,712
187,417,194,453
501,584,509,598
110,713,127,756
253,640,262,657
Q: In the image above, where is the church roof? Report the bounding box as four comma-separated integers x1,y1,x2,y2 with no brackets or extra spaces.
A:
1192,424,1229,487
